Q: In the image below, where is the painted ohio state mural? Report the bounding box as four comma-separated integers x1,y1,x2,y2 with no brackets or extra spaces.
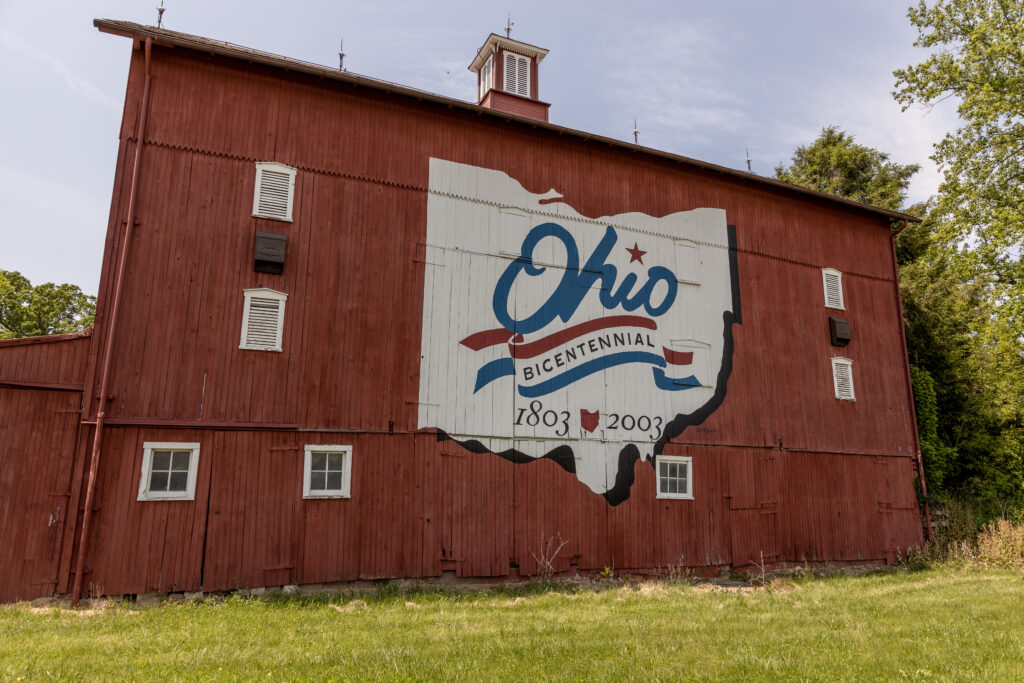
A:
418,158,741,504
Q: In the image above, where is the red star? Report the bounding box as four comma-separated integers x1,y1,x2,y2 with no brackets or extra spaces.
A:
626,242,647,264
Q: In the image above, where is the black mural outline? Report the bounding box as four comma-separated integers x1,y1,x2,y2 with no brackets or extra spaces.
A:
437,224,741,507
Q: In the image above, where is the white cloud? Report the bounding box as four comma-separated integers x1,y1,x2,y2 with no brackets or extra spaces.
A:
0,25,121,112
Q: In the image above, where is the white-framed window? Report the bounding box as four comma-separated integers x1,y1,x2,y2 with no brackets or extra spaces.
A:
831,356,855,401
503,51,530,97
656,455,693,499
253,162,297,222
303,445,353,498
822,268,844,310
137,442,200,501
479,55,493,100
240,288,287,352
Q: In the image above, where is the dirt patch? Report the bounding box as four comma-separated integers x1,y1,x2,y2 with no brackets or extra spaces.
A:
767,580,801,593
27,605,139,617
637,583,669,597
333,600,369,613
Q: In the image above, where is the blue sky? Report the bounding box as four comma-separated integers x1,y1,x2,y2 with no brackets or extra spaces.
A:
0,0,959,293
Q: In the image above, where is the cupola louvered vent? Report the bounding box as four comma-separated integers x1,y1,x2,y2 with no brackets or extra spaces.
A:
480,56,492,100
831,357,855,401
822,268,844,309
504,51,530,97
240,288,287,352
253,162,297,222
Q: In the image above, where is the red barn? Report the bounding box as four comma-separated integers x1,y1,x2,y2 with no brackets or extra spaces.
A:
0,20,927,603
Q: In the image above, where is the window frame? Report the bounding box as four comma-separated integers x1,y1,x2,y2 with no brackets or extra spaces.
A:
831,356,855,401
303,445,353,499
821,268,845,310
137,442,201,501
239,288,287,352
655,454,693,500
252,162,297,222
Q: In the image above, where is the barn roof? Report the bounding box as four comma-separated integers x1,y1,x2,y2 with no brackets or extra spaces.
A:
94,19,920,225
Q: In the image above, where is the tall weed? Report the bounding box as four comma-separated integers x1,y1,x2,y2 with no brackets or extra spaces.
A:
975,519,1024,569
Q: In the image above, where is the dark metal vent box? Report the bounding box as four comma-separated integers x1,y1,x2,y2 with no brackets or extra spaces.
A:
254,231,286,274
829,316,851,346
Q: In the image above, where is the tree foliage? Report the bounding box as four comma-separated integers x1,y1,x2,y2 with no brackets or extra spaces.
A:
0,270,95,339
893,0,1024,507
894,1,1023,376
774,126,920,211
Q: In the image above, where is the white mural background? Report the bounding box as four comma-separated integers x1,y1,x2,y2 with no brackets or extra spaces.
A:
419,158,735,496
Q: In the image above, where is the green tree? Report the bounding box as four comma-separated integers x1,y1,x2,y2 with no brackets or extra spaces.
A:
0,270,95,339
774,126,920,210
893,0,1024,507
893,0,1023,370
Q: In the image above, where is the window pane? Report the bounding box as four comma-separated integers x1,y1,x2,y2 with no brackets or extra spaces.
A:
150,471,169,492
152,451,171,472
169,471,189,491
311,452,327,472
171,452,191,471
310,471,326,490
660,478,669,493
327,453,343,471
326,471,343,490
668,479,678,494
659,462,668,477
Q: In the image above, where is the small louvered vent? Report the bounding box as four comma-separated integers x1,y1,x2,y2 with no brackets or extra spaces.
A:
504,52,529,97
831,357,855,401
253,162,296,222
246,298,280,346
240,288,287,352
480,56,492,101
822,268,844,309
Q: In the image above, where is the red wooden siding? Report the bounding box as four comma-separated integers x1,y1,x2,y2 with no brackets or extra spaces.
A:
0,335,90,600
0,31,925,600
74,430,922,597
0,333,91,391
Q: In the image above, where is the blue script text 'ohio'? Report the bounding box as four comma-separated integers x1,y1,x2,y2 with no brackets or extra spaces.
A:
492,224,678,335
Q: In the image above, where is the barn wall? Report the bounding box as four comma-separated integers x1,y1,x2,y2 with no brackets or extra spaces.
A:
0,335,90,601
58,39,926,597
0,334,91,391
78,426,921,595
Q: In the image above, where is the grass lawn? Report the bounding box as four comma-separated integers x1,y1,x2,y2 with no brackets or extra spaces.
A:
2,568,1023,681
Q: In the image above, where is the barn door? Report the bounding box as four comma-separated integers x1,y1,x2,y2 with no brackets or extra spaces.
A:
875,456,922,562
727,450,778,569
0,390,81,601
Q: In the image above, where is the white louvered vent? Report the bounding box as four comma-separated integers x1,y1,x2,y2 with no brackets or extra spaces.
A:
822,268,844,309
480,56,492,101
240,288,287,352
253,162,296,222
504,51,530,97
831,357,855,401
